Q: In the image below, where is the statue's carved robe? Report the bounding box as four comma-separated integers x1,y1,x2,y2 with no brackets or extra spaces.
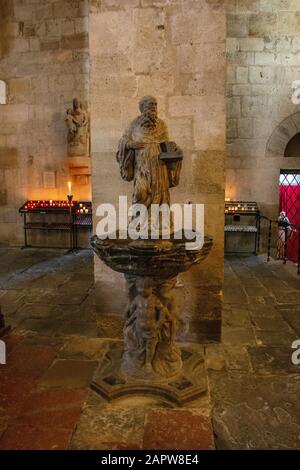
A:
66,107,89,157
116,117,182,208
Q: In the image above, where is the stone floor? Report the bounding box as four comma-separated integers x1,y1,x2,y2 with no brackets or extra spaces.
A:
0,247,300,450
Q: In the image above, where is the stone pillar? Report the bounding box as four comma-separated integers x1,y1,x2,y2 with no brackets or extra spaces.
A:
90,0,226,343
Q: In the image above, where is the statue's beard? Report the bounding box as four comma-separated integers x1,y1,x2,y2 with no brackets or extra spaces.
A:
140,110,158,129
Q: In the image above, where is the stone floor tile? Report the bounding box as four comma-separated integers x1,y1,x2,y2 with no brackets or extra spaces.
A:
58,337,109,360
222,327,256,346
0,424,72,450
1,299,25,317
40,292,88,306
16,317,63,335
58,320,98,337
22,334,63,347
223,284,248,305
209,371,300,449
261,296,277,305
3,334,26,357
0,416,9,440
38,359,98,388
280,311,300,336
248,302,280,318
70,392,146,450
0,373,36,419
272,291,300,305
49,304,94,323
205,344,226,371
249,314,293,332
250,265,277,278
15,303,58,320
254,329,297,347
69,273,94,284
223,307,252,329
15,407,83,429
4,342,59,380
19,388,87,415
21,288,54,304
247,346,298,375
236,276,263,287
2,273,47,291
58,281,93,293
276,303,300,311
213,403,300,450
0,290,26,303
143,409,215,450
243,285,269,298
223,346,252,371
259,277,289,291
284,279,300,291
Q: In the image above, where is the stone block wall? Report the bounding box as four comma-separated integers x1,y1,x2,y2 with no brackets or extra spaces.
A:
226,0,300,218
0,0,89,245
90,0,226,343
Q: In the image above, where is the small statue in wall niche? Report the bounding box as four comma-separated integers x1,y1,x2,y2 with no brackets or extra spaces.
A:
65,98,90,157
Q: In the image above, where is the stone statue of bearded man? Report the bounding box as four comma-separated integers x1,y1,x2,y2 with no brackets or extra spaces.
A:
116,96,182,210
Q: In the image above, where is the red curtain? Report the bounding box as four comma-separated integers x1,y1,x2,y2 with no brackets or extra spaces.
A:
279,185,300,262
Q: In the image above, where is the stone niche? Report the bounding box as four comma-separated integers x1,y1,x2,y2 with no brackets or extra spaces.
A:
65,98,91,191
90,0,226,343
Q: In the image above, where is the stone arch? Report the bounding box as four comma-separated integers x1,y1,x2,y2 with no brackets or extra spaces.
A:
0,80,6,104
284,133,300,158
266,112,300,158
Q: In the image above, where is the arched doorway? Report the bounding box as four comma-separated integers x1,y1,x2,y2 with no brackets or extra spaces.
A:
266,114,300,266
278,170,300,263
284,133,300,158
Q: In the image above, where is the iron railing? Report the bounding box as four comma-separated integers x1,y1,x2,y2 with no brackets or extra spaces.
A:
258,215,300,276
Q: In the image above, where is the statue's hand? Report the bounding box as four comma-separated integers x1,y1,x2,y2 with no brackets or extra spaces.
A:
173,143,182,155
126,140,145,150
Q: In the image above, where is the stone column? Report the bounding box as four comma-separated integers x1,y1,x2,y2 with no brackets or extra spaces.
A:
90,0,226,344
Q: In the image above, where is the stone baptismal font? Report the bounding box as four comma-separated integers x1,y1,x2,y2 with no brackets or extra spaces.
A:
91,96,213,404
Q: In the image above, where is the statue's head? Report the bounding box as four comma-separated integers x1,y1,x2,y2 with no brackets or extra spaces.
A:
139,96,158,128
73,98,80,110
139,96,157,115
136,279,153,297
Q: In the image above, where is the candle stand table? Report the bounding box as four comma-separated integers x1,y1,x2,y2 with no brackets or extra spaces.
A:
19,200,92,250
